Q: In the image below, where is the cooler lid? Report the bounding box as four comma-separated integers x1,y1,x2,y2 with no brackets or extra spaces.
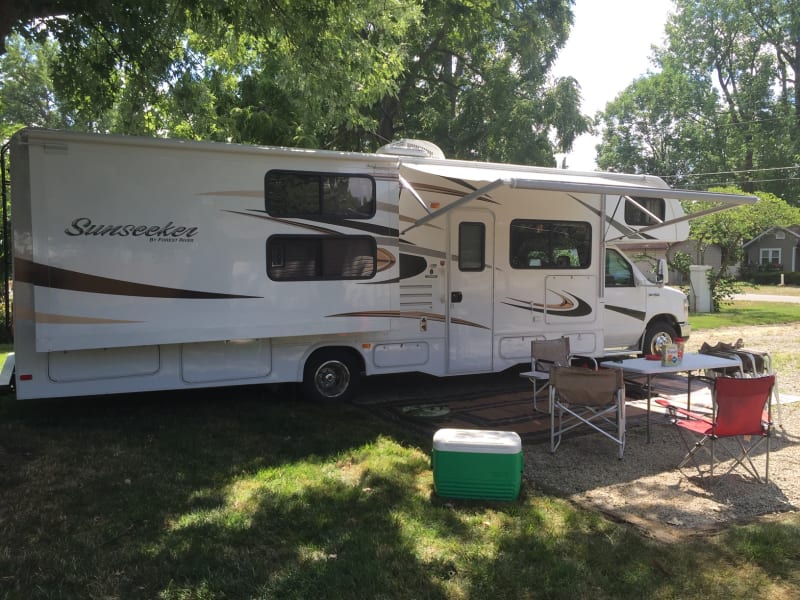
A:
433,428,522,454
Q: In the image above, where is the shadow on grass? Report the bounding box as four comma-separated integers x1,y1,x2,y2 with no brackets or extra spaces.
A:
1,385,799,598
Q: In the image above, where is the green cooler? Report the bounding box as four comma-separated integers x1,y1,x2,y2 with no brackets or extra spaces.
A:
432,428,523,501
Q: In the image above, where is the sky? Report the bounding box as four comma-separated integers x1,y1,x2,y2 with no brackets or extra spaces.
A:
551,0,674,171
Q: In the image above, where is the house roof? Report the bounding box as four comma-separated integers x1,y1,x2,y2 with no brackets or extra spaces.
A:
743,225,800,247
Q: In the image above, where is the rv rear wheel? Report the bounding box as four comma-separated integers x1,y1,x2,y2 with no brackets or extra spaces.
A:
302,350,361,402
642,321,678,355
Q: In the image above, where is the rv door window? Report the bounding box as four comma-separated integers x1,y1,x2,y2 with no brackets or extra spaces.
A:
509,219,591,269
265,171,376,218
458,222,485,271
267,236,377,280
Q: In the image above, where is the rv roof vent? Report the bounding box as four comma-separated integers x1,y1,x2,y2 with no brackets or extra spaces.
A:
378,139,445,159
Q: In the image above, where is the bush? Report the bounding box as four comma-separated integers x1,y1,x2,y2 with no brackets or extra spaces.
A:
742,271,800,286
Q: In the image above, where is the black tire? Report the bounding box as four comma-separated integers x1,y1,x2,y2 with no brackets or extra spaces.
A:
302,349,361,402
642,321,678,355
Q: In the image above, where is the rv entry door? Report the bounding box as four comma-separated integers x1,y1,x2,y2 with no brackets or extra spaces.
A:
448,210,495,373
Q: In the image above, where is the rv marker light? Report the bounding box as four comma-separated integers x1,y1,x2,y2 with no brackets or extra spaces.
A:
20,374,32,381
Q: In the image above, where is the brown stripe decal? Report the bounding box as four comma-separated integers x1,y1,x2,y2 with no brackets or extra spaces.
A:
15,258,262,299
326,310,489,330
14,305,142,324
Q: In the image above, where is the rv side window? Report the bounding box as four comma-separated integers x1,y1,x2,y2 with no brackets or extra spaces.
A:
624,196,665,226
267,236,377,281
265,171,376,218
458,222,485,271
509,220,591,269
605,249,634,287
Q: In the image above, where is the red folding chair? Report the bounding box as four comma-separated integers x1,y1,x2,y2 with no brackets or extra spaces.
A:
657,375,775,483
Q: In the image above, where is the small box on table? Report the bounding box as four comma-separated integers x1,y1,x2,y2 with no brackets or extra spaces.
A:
432,428,523,501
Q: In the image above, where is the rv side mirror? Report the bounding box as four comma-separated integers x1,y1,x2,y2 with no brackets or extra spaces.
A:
656,258,668,285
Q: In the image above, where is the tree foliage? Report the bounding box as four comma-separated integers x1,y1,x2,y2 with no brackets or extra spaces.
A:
1,0,589,165
596,0,800,203
596,60,720,185
688,188,800,273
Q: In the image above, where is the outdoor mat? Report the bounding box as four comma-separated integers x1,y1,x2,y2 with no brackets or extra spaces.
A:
359,371,704,445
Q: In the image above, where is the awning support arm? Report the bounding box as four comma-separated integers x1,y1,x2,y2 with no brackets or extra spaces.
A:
398,174,431,216
606,203,748,242
400,179,505,235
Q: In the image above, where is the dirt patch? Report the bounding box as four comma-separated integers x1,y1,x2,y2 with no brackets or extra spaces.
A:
523,323,800,542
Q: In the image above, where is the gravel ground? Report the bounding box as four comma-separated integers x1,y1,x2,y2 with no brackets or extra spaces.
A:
523,324,800,542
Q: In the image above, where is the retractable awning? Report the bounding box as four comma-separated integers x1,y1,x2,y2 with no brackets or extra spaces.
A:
399,162,758,236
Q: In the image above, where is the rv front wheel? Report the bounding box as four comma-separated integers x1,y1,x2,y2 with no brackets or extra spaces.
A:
302,350,360,402
642,321,678,356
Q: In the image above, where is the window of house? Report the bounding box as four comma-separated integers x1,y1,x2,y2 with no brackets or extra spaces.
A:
509,219,591,269
265,171,376,218
624,196,665,226
458,222,485,271
267,236,376,280
760,248,781,266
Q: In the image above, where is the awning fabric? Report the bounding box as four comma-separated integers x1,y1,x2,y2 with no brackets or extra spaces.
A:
400,162,758,236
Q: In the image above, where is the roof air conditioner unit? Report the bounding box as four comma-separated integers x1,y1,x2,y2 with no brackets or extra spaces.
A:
377,139,445,159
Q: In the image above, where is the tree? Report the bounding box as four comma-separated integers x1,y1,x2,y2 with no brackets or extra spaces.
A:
0,34,69,131
367,0,590,164
595,61,721,187
689,189,800,268
2,1,418,143
596,0,800,203
686,188,800,308
2,1,589,163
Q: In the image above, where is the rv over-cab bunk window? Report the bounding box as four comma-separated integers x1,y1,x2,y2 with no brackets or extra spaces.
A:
267,235,377,281
624,196,665,226
265,171,376,218
509,219,591,269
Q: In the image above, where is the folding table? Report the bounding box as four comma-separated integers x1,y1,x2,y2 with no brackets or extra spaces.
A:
599,353,742,442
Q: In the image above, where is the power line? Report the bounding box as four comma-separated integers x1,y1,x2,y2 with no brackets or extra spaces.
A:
662,164,800,180
674,176,800,189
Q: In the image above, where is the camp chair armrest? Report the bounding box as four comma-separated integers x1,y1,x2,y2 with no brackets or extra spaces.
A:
655,398,713,424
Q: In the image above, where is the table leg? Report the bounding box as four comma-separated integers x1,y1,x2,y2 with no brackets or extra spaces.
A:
646,374,652,443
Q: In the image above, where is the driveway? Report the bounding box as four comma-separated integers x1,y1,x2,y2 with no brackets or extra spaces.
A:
733,293,800,303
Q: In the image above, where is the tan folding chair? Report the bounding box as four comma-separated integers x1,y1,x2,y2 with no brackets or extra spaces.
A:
525,338,573,412
524,338,598,412
549,366,627,459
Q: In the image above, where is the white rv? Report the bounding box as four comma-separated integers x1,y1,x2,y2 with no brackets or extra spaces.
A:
3,129,756,400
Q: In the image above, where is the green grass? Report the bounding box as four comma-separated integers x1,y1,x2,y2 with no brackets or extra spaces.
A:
2,300,800,598
1,388,799,599
690,301,800,330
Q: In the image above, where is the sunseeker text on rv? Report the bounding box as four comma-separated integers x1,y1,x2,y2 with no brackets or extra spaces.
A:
64,217,198,238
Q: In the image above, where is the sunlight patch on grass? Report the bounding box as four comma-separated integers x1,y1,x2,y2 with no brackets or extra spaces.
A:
691,301,800,330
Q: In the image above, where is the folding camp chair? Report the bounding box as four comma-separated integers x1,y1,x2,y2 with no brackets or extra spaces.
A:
699,341,783,431
656,375,775,483
549,366,627,459
519,338,598,412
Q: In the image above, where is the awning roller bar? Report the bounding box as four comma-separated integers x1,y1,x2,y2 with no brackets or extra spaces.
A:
400,171,758,236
